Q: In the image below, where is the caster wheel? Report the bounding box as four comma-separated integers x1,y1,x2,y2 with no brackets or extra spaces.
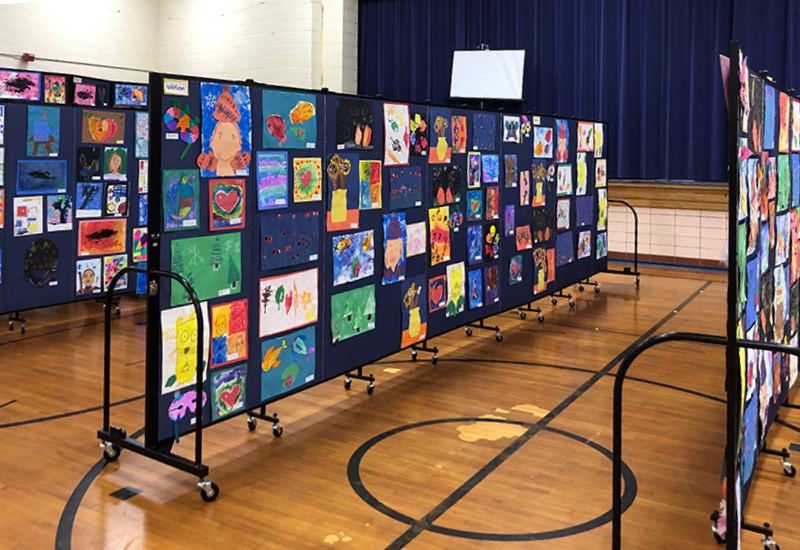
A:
578,284,584,292
343,378,352,390
713,531,725,544
537,314,545,322
115,307,121,317
568,299,575,307
519,312,527,320
784,464,796,477
495,333,503,342
710,510,720,522
367,383,375,395
247,417,257,431
550,297,557,305
465,327,473,337
432,355,439,365
103,444,121,462
20,325,26,334
200,481,220,502
635,277,640,286
8,321,13,331
411,350,418,362
594,286,600,294
272,425,283,437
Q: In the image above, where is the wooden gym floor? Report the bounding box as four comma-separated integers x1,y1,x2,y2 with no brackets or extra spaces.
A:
1,266,800,549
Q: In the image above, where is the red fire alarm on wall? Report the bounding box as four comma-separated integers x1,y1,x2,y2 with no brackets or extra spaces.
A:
22,52,35,62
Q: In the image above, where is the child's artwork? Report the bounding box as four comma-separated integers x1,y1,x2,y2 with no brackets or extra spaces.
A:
410,110,428,156
46,195,72,232
27,106,60,156
472,113,496,151
556,164,573,196
389,166,423,210
383,212,406,284
104,183,127,217
467,224,483,265
576,153,587,195
516,225,533,251
330,284,376,343
75,182,103,218
484,265,500,304
445,262,465,317
776,213,789,265
0,190,3,230
114,83,147,107
595,159,607,187
0,71,40,100
451,115,467,154
22,237,58,287
160,302,210,395
163,99,201,160
520,170,530,206
261,326,316,400
77,147,101,181
76,258,102,296
211,299,248,368
135,111,149,159
468,269,482,309
294,157,322,202
210,179,246,230
503,115,520,143
359,160,382,209
256,151,288,210
504,154,518,188
138,194,147,226
485,186,500,220
778,155,791,211
577,230,592,259
576,196,594,227
482,154,499,183
429,107,452,163
384,102,410,165
401,275,428,347
534,248,552,294
531,162,547,206
467,190,483,221
198,83,252,177
14,196,44,237
78,219,126,255
103,147,128,185
16,160,67,194
433,165,461,205
779,92,790,153
103,254,128,291
598,189,608,230
259,268,318,337
428,206,451,265
594,123,605,158
533,207,553,243
596,232,608,259
260,211,320,271
509,255,523,285
211,365,246,421
335,98,374,150
534,126,553,158
504,205,515,237
170,234,242,306
577,122,594,152
556,199,571,230
556,232,574,267
407,222,426,256
43,75,66,104
483,222,499,261
327,152,360,231
133,227,148,263
792,100,800,153
555,119,569,162
429,275,446,312
0,147,3,184
793,154,800,207
74,83,96,106
262,89,318,149
467,152,481,188
521,116,532,140
450,208,463,232
163,169,199,231
81,110,126,145
764,85,776,150
749,76,764,153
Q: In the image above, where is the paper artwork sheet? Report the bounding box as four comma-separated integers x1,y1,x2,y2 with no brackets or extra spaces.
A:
170,233,241,306
407,222,426,256
44,75,66,105
503,115,520,143
103,254,128,291
335,97,374,150
389,166,423,210
17,159,67,195
256,151,288,210
509,255,523,285
383,212,406,284
429,107,452,164
401,274,427,347
160,302,210,395
384,102,410,165
211,364,246,421
293,157,323,202
577,121,594,152
331,284,375,343
327,152,360,231
467,152,481,188
81,110,126,145
14,196,43,236
410,110,428,156
163,169,199,231
259,268,319,337
359,160,382,209
0,71,40,100
432,165,461,206
77,219,126,256
76,258,102,296
468,269,482,309
260,211,320,271
27,105,60,157
261,326,316,401
46,195,72,232
484,265,499,304
198,83,252,177
534,126,553,159
332,230,374,286
211,299,248,368
445,262,465,317
210,179,245,231
262,88,317,149
429,206,451,266
451,115,467,154
472,113,496,151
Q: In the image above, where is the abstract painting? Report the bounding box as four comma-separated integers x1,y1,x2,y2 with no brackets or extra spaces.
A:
467,190,482,221
433,165,461,205
22,237,58,287
596,232,608,259
451,114,467,154
81,110,126,145
327,152,360,231
504,154,518,188
445,262,465,317
27,106,59,156
485,186,499,220
556,164,573,196
16,160,67,195
520,170,530,206
410,110,428,157
78,219,126,256
198,83,252,177
260,211,320,271
163,169,199,231
133,227,147,263
576,153,587,195
468,269,482,309
135,111,149,158
114,83,147,107
331,284,375,343
0,71,40,100
556,231,574,267
468,152,481,188
577,230,592,259
104,183,127,217
389,166,423,210
170,233,242,306
256,151,288,210
596,159,607,187
211,365,246,421
77,147,101,181
509,255,523,285
482,154,499,183
359,159,382,209
294,157,323,202
46,195,72,232
74,83,96,106
473,113,496,151
401,275,428,347
534,126,553,159
259,268,318,337
429,206,451,265
504,204,515,237
211,299,248,368
138,194,147,225
429,275,446,312
556,199,571,231
384,102,410,165
516,225,532,251
261,326,316,401
75,182,103,218
577,121,594,152
103,254,128,291
467,224,483,265
483,222,499,261
210,179,245,230
429,107,452,164
262,89,317,149
484,265,499,305
335,97,374,150
503,115,520,143
160,302,210,395
576,196,594,227
43,75,66,105
383,212,406,284
76,258,102,296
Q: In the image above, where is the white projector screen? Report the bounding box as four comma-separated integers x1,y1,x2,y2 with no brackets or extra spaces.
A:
450,50,525,100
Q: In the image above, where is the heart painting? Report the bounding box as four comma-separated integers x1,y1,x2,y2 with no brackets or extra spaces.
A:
210,179,246,231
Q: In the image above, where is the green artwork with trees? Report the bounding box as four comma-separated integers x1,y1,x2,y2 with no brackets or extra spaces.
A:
170,233,242,306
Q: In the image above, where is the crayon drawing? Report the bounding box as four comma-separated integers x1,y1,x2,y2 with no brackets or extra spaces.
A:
260,211,320,271
256,151,288,210
429,206,451,265
262,89,317,149
336,98,374,150
451,115,467,154
429,275,446,312
76,258,102,296
389,166,423,210
160,302,210,395
211,299,248,368
294,157,322,202
468,152,481,188
467,224,483,265
198,83,252,177
163,169,199,231
259,268,319,337
27,106,60,156
211,365,246,421
556,199,571,231
472,113,496,151
484,265,499,304
445,262,465,317
330,284,376,343
78,219,126,256
210,179,246,231
383,102,410,165
410,110,428,156
401,275,428,347
468,269,482,309
407,222,426,256
509,255,523,285
170,234,242,306
261,326,316,400
383,212,406,284
359,159,382,209
429,107,452,164
577,230,592,259
327,152,360,231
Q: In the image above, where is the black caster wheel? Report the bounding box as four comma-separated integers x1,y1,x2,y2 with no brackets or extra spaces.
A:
635,277,640,286
710,510,720,522
594,286,600,294
519,311,527,320
550,297,557,305
713,531,725,544
411,350,417,362
8,321,13,331
784,464,796,477
272,425,283,437
431,355,439,365
465,327,473,336
578,284,584,292
495,333,503,342
367,383,375,395
103,444,121,462
537,314,545,322
115,306,121,317
343,377,352,390
568,299,575,307
20,325,26,334
247,417,257,431
200,481,220,502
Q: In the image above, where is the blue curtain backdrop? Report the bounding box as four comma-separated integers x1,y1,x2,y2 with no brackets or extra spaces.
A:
359,0,800,182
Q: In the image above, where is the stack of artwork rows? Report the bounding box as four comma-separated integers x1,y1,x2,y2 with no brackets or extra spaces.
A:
0,70,149,315
152,75,609,443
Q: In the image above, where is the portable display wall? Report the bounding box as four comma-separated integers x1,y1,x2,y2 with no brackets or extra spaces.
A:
145,72,609,452
0,69,149,316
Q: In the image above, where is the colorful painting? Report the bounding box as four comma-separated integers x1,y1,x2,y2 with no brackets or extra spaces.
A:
533,247,553,294
170,233,241,306
556,232,574,267
104,183,127,217
384,102,410,165
135,111,149,159
210,299,248,368
401,275,428,347
450,208,463,232
577,230,592,259
483,222,499,261
793,100,800,153
485,186,499,220
210,179,246,231
534,126,553,159
261,326,316,400
138,194,147,226
43,75,66,104
429,206,451,265
0,71,40,100
556,199,571,231
74,83,96,106
467,152,481,188
160,302,210,395
467,190,483,221
429,275,446,312
198,83,252,177
577,122,594,152
467,224,483,265
114,83,147,107
764,85,776,150
163,99,200,160
445,262,465,317
46,195,72,232
504,154,518,189
576,153,587,195
556,164,573,196
359,159,382,209
260,211,319,271
576,196,594,227
294,157,322,202
389,166,423,210
452,114,467,154
503,115,520,143
331,284,375,343
16,160,67,195
779,92,790,153
383,212,406,284
429,107,452,163
555,119,569,162
211,365,246,421
75,182,102,218
259,268,318,337
76,258,102,296
596,232,608,259
81,110,126,145
533,207,553,243
27,106,60,157
484,265,499,304
793,154,800,208
504,205,515,237
410,110,428,156
433,165,461,205
163,169,199,231
509,255,523,285
102,147,127,181
78,219,126,256
21,237,57,287
77,147,101,181
0,190,3,230
263,89,317,149
103,254,128,291
749,75,764,153
335,98,374,150
132,227,147,263
598,189,608,230
596,159,607,187
482,154,499,183
594,123,605,157
778,155,791,211
256,151,288,210
407,222,426,256
531,162,548,207
468,269,482,309
520,170,530,206
516,225,533,251
472,113,496,151
327,152,360,231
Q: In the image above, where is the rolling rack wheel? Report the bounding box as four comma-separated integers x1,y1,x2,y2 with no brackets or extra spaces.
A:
464,326,473,336
594,286,601,294
367,382,375,395
115,306,121,317
198,480,220,502
550,297,557,305
431,354,439,365
495,333,503,342
578,284,584,292
782,460,796,477
762,536,780,550
710,510,725,544
537,313,545,322
102,443,121,462
411,349,418,361
8,321,12,331
246,416,257,431
272,424,284,437
343,376,352,390
20,325,26,334
518,311,527,320
568,299,575,307
635,277,640,286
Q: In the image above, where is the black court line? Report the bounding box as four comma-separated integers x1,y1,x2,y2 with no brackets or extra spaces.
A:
0,394,144,430
382,280,713,549
0,400,17,410
0,309,146,348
